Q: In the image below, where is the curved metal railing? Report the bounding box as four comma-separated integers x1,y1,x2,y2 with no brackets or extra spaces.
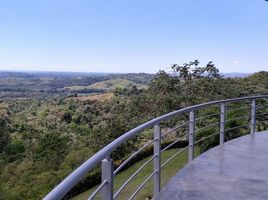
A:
44,95,268,200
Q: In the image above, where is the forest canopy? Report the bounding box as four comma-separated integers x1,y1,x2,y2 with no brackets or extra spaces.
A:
0,63,267,200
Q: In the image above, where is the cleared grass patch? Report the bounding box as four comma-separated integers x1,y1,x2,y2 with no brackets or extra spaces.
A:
71,148,193,200
65,78,147,91
69,92,114,102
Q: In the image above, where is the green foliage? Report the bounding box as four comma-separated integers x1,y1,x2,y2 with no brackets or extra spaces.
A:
0,117,10,153
171,60,221,80
0,68,267,199
0,106,11,153
35,133,69,168
2,142,25,163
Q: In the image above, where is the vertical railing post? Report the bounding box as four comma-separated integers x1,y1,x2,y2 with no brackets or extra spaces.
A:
188,111,195,162
220,103,225,145
250,99,256,135
101,155,113,200
153,124,161,198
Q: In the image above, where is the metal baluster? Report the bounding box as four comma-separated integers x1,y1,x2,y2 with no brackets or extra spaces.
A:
250,99,256,135
153,124,161,198
188,111,195,162
101,156,113,200
220,103,225,145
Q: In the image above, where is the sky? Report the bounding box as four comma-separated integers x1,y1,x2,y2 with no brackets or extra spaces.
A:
0,0,268,73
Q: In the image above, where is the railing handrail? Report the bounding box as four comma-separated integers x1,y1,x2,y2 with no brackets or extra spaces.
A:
43,95,268,200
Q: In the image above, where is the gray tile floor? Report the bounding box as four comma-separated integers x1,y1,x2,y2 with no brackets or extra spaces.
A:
158,131,268,200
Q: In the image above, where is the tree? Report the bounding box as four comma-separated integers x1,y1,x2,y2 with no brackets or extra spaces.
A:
0,105,11,153
171,60,221,80
35,132,69,169
0,118,10,153
3,142,25,162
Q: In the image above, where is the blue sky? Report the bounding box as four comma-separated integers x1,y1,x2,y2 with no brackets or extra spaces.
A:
0,0,267,73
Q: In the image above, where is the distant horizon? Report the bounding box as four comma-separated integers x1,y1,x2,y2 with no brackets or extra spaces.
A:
0,68,260,75
0,62,267,74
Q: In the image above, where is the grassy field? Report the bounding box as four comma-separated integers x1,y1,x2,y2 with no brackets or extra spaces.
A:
71,147,201,200
65,78,147,91
69,92,114,102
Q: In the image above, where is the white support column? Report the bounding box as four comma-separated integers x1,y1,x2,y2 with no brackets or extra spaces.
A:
101,156,113,200
153,124,161,198
188,111,195,162
250,99,256,135
220,103,225,145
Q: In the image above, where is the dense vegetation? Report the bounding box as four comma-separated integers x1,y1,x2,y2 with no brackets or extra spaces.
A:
0,63,267,200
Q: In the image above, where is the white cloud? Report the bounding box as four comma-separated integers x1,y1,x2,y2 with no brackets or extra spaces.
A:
233,60,240,64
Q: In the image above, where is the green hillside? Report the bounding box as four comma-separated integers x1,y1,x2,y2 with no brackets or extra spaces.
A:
65,78,148,91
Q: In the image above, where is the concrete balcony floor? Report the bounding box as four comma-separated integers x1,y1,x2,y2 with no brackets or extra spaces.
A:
158,131,268,200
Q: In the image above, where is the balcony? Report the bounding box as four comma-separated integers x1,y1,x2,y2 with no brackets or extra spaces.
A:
44,95,268,200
